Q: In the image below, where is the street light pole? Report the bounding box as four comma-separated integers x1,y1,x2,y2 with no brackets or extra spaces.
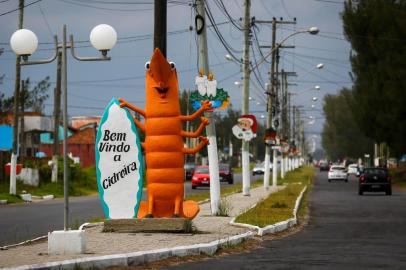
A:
11,24,116,230
62,25,69,230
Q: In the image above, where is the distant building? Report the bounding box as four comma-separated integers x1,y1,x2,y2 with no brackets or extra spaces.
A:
0,112,53,157
71,116,101,129
40,123,97,167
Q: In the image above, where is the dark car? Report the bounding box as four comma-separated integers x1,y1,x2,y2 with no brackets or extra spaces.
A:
358,167,392,195
219,164,233,184
319,162,330,171
191,166,210,189
184,163,196,180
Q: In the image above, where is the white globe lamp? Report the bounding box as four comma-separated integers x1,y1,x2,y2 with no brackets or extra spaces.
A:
10,29,38,57
90,24,117,55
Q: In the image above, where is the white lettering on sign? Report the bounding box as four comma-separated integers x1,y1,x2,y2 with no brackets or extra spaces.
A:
96,99,143,219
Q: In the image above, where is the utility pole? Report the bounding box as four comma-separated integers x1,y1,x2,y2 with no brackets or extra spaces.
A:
241,0,251,196
262,17,276,190
280,70,287,178
281,71,296,174
196,0,220,215
295,107,300,168
19,80,25,162
271,46,281,187
10,0,24,195
257,17,296,189
292,105,296,170
154,0,167,56
52,52,62,182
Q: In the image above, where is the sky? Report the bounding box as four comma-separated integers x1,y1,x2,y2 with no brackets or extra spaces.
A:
0,0,353,150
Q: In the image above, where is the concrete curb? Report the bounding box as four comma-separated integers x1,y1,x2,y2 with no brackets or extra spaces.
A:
230,186,307,236
2,232,254,270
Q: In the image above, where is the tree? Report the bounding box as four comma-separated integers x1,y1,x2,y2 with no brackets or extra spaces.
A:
322,88,374,161
0,77,50,114
342,0,406,157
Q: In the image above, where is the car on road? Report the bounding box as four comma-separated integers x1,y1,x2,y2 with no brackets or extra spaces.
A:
219,163,233,184
191,165,234,189
252,161,272,175
191,166,210,189
184,163,196,180
328,165,348,182
358,167,392,195
319,162,330,171
347,164,359,174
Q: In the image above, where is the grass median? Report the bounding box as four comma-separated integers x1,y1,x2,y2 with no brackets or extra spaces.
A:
234,166,314,227
0,166,98,203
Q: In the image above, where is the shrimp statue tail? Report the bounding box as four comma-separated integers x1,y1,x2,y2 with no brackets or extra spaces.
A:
136,200,199,219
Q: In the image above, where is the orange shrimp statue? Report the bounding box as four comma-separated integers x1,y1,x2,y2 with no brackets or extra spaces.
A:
119,48,211,219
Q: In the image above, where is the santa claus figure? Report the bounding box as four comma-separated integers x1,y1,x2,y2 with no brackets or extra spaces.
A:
232,115,257,141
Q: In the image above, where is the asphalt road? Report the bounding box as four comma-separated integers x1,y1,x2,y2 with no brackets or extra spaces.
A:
164,171,406,270
0,172,261,246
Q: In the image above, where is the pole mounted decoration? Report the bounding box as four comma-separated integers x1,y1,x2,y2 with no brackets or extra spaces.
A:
191,71,230,111
232,115,257,142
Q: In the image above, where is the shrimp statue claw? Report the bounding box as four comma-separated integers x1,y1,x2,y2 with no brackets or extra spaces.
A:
120,48,211,219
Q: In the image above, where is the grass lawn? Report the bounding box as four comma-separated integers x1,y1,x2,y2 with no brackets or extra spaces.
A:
0,166,98,203
234,166,314,227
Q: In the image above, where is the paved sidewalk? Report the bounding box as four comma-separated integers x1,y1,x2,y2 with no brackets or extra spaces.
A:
0,185,281,269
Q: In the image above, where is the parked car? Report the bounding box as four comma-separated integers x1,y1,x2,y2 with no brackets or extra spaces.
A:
358,167,392,195
319,162,330,171
191,166,210,189
219,163,233,184
328,165,348,182
347,164,358,174
184,163,196,180
252,161,272,175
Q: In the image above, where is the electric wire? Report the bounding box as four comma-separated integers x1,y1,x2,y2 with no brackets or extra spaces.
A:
0,0,42,17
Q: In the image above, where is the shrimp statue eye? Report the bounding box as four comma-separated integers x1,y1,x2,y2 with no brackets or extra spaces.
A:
145,61,151,70
169,62,176,70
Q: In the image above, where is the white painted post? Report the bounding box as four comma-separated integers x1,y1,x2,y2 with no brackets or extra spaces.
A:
264,152,271,189
272,149,277,187
9,153,17,195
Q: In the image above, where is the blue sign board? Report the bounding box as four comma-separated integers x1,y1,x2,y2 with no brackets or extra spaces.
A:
0,125,12,150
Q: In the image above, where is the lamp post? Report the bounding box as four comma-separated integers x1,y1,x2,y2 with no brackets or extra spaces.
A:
10,24,117,231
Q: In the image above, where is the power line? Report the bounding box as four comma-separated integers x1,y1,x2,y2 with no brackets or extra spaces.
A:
58,0,153,12
212,0,243,31
203,1,242,62
38,3,53,37
0,0,42,17
280,0,293,19
0,20,232,50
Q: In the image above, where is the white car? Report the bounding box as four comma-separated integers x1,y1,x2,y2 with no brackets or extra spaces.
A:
328,165,348,182
347,164,358,174
252,161,272,175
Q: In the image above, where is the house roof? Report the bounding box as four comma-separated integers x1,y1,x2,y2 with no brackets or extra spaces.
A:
0,112,42,125
67,125,96,144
